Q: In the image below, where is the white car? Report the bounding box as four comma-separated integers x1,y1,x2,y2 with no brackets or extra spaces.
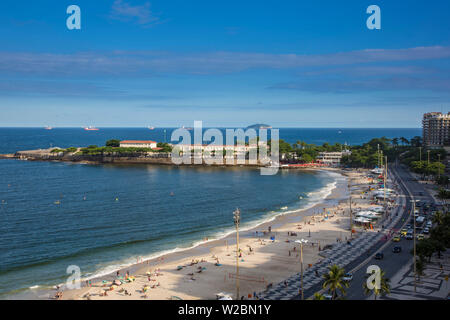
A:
342,273,353,282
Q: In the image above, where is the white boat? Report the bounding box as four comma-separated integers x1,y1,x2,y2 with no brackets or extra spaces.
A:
84,126,99,131
370,168,384,174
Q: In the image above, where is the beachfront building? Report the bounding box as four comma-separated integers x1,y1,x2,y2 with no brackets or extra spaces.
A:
316,151,351,166
120,140,158,148
422,112,450,147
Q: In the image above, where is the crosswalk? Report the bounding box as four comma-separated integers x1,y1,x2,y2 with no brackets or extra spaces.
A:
258,189,405,300
258,232,385,299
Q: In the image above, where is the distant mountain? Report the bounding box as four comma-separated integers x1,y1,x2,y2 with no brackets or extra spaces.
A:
245,123,272,129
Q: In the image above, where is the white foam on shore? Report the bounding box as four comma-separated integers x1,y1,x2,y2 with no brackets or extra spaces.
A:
66,169,346,286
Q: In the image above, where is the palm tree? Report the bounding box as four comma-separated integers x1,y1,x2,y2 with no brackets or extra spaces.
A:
400,137,409,146
437,189,449,211
416,258,425,281
313,292,325,300
392,138,399,147
363,269,390,300
322,264,349,300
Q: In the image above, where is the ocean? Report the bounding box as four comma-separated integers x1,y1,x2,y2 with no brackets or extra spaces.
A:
0,127,420,299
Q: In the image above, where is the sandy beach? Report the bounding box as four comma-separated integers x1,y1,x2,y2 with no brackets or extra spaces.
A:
59,168,377,300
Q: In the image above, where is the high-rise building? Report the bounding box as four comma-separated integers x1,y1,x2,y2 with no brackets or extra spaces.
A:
422,112,450,147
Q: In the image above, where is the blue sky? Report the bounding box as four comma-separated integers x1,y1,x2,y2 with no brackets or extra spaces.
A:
0,0,449,127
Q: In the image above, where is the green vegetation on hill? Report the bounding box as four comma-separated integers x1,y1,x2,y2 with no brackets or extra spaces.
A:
79,146,154,155
270,139,348,163
51,140,172,156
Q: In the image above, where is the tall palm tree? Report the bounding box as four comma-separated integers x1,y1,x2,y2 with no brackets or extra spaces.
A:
392,138,399,147
432,210,445,226
363,269,390,300
437,189,449,211
400,137,409,146
322,264,348,300
416,258,425,281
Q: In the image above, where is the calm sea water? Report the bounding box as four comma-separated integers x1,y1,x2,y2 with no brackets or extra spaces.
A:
0,128,420,298
0,127,421,154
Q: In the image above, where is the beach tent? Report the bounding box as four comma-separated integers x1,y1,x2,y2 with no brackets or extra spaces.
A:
353,217,371,225
355,211,380,220
377,188,395,193
369,206,384,213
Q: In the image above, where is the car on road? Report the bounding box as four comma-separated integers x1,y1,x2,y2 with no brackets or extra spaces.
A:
342,273,353,282
400,229,408,236
393,246,402,253
417,234,425,241
406,233,413,240
426,222,432,228
405,224,411,229
392,235,401,242
323,294,332,300
423,228,430,234
375,252,384,260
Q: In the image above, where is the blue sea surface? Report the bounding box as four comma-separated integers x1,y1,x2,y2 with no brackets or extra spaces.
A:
0,127,420,298
0,127,421,154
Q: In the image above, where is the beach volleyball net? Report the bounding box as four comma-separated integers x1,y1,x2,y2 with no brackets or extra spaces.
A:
226,273,266,284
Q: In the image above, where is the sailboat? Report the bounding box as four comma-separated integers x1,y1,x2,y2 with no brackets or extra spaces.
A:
45,126,53,130
148,126,155,130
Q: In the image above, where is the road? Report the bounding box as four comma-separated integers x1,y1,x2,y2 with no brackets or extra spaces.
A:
345,163,436,299
295,163,436,300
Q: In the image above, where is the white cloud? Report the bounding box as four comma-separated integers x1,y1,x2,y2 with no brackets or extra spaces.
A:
110,0,160,26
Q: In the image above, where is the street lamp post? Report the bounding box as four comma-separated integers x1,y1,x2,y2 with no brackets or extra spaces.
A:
383,156,388,224
349,182,353,239
410,199,420,293
377,144,380,167
295,239,308,300
438,154,441,180
233,208,241,300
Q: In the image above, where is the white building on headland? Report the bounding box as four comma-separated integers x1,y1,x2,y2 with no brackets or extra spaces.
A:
173,144,257,157
422,112,450,147
316,151,351,166
120,140,158,148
